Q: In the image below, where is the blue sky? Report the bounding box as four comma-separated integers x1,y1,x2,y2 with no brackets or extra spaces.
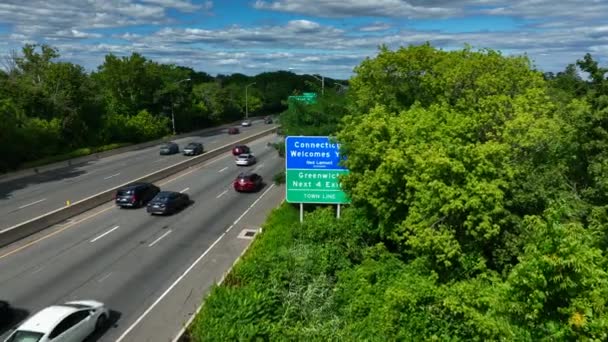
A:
0,0,606,79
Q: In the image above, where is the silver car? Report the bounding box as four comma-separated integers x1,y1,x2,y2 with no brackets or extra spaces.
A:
235,153,256,166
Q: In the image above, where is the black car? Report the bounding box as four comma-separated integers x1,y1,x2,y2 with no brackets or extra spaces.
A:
183,142,204,156
264,116,273,124
160,142,179,155
115,182,160,208
0,301,12,325
228,127,240,134
147,191,190,215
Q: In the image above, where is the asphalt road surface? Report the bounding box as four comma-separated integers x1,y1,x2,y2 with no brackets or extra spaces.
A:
0,120,275,231
0,133,284,341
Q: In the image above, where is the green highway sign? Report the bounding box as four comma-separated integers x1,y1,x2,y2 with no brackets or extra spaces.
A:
286,169,350,203
288,92,317,104
285,136,350,204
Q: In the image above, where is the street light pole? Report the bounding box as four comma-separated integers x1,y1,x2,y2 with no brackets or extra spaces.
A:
170,78,191,135
245,82,256,119
310,74,325,96
288,68,324,96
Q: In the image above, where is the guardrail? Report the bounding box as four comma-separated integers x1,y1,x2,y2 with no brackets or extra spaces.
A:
0,116,267,184
0,126,278,248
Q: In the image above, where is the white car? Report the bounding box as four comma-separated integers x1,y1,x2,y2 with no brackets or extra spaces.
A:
235,153,256,166
241,120,252,127
5,300,109,342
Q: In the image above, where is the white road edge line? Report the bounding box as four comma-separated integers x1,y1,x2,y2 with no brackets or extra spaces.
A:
180,187,190,193
117,183,276,342
103,172,121,180
216,189,228,199
90,225,120,243
218,166,228,173
148,230,172,247
98,272,112,283
18,198,47,209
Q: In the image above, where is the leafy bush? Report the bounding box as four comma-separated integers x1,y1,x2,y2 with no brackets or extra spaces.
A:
273,170,285,185
126,109,170,142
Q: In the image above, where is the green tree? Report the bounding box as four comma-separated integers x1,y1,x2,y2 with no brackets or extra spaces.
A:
504,203,608,340
93,53,163,116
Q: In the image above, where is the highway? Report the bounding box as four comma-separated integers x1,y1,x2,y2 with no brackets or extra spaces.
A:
0,133,284,341
0,120,274,232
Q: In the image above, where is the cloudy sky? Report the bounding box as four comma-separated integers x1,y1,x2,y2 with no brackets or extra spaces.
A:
0,0,606,79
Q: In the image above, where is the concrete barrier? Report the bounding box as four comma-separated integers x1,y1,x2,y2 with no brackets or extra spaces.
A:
0,127,278,248
0,116,266,184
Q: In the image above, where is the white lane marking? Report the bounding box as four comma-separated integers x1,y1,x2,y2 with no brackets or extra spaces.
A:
180,187,190,193
31,266,44,274
216,189,228,199
227,184,275,233
104,173,121,180
252,163,265,172
218,166,228,173
154,159,164,163
117,184,276,342
98,272,112,283
90,225,120,243
148,230,172,247
18,198,47,209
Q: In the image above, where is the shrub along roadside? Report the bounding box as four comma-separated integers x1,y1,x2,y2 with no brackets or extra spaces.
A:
186,202,372,341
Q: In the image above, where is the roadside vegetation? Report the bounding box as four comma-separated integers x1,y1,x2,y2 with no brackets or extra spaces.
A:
188,42,608,341
0,44,344,172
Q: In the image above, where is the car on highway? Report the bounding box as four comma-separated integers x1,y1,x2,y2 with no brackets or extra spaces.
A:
235,153,256,166
227,127,240,135
4,300,109,342
160,142,179,155
264,116,273,124
241,120,252,127
146,191,191,215
0,300,12,325
233,172,263,192
232,144,250,156
115,182,160,208
182,142,204,156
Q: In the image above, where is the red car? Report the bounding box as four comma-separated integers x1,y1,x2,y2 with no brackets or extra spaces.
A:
228,127,240,134
234,172,263,192
232,144,250,156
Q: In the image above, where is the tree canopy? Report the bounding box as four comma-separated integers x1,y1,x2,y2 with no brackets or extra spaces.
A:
193,44,608,341
0,44,341,172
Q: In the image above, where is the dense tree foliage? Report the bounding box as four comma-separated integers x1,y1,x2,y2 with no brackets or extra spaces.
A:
0,44,336,172
191,44,608,341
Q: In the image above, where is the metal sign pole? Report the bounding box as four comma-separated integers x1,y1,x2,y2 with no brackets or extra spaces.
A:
300,203,304,223
337,204,341,219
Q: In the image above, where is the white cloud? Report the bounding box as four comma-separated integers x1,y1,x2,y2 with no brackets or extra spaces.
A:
0,0,607,79
253,0,470,18
0,0,210,41
360,23,391,32
140,0,203,12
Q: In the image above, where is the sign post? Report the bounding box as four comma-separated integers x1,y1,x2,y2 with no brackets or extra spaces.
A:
285,136,350,222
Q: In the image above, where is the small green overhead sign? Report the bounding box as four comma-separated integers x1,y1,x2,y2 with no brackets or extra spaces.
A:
288,92,317,104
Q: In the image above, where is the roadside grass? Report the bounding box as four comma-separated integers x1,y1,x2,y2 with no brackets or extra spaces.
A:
185,202,369,341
